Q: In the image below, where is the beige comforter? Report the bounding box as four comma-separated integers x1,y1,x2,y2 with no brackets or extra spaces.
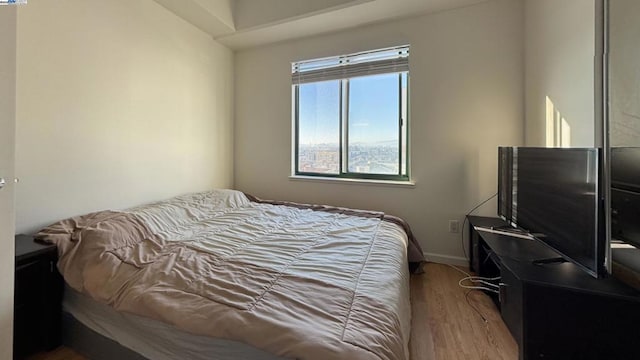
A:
37,190,414,360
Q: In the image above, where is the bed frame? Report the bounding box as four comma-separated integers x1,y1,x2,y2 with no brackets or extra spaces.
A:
62,312,147,360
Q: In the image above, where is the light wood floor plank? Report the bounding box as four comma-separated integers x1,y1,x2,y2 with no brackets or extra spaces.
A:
30,263,518,360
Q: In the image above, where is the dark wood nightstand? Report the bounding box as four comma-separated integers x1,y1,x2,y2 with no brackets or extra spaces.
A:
14,234,63,359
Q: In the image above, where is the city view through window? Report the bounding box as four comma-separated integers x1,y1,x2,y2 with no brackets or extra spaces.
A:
297,72,408,177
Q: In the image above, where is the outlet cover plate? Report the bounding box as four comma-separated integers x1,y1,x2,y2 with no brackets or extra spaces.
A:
449,220,460,233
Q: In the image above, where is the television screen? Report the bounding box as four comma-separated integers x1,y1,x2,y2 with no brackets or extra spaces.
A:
611,147,640,247
611,147,640,192
497,147,514,224
514,147,604,277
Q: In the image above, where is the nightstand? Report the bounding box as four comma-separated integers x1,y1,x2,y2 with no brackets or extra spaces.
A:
14,234,63,359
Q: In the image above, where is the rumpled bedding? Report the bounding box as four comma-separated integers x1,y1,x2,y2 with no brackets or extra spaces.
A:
37,189,422,360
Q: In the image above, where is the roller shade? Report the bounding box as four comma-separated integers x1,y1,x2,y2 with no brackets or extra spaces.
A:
292,45,409,84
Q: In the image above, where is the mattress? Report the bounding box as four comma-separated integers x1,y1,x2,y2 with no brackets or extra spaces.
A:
63,286,285,360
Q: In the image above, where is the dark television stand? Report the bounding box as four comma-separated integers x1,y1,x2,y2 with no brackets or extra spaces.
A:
468,216,640,360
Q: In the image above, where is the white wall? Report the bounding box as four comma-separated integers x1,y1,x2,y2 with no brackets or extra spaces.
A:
0,7,17,359
524,0,596,147
15,0,234,234
609,0,640,146
234,0,524,263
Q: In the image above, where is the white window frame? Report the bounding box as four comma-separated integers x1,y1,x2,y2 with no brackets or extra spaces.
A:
291,45,410,182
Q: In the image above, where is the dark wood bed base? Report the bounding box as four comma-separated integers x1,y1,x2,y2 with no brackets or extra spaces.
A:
62,312,147,360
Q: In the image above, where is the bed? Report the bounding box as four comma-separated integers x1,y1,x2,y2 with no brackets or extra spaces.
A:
36,189,424,360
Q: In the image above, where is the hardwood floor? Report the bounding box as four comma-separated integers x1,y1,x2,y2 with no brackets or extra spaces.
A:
410,263,518,360
30,263,517,360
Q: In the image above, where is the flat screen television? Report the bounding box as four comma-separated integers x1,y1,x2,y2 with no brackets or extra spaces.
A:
611,147,640,248
497,147,514,225
497,147,606,278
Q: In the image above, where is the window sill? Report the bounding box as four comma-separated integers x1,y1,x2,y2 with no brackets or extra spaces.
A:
288,175,416,188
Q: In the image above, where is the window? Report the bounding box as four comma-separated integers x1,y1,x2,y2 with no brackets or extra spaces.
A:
292,45,410,181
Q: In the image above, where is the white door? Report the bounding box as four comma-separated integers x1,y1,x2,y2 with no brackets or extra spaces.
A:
0,6,17,360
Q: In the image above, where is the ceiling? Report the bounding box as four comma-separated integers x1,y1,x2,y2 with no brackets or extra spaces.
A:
153,0,490,50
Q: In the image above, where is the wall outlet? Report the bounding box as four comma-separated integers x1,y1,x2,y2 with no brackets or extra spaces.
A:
448,220,460,233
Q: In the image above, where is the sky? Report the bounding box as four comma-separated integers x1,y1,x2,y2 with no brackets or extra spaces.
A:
298,73,406,145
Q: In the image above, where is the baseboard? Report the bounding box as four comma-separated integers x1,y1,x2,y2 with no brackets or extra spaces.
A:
423,252,468,268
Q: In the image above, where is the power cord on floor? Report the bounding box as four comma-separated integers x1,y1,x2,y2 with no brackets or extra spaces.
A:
465,290,489,324
446,263,471,277
446,264,500,324
459,276,500,291
446,264,500,292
